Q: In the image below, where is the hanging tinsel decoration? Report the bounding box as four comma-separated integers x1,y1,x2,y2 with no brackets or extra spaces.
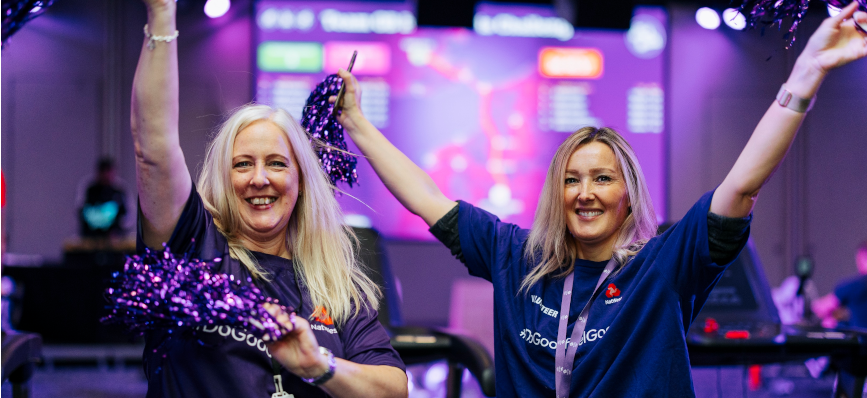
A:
740,0,867,47
300,74,358,187
2,0,55,48
102,246,292,342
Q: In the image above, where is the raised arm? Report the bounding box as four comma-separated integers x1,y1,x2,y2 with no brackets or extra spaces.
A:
711,3,867,217
132,0,192,248
334,69,456,226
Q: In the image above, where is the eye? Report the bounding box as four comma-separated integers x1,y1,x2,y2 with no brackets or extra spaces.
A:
233,161,252,168
596,175,612,183
269,161,288,168
565,177,578,184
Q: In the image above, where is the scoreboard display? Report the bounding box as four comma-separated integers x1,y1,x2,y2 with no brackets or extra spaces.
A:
255,1,667,239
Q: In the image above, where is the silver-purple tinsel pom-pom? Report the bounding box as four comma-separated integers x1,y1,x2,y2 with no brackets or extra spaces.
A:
301,74,358,187
741,0,866,47
102,247,290,341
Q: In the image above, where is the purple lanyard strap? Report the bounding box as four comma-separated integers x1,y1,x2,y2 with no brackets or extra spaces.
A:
554,258,619,398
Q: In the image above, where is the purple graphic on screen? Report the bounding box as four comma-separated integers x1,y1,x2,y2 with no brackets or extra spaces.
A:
255,1,667,240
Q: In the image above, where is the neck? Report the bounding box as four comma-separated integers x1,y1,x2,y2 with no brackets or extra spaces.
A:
575,246,613,262
574,236,618,262
239,232,291,259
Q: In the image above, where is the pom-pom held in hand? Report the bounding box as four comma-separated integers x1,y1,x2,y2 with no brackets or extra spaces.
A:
102,247,291,342
741,0,866,47
301,74,358,187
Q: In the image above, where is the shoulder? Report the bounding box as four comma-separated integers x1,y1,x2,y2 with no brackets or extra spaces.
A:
836,275,867,293
457,201,529,239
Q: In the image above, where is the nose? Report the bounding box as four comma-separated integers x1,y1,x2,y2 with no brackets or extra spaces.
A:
576,180,595,202
249,163,270,188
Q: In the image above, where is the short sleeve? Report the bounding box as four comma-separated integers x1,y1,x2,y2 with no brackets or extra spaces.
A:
834,277,862,307
651,190,750,299
339,305,406,371
136,185,210,255
457,200,529,282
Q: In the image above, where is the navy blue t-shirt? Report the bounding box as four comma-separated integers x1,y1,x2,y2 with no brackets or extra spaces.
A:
456,190,746,397
137,187,405,398
835,275,867,329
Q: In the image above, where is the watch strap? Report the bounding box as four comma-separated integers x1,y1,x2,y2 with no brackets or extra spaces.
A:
776,84,815,113
302,346,336,386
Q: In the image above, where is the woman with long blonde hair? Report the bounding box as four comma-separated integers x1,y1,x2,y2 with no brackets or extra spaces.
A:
334,4,867,397
132,1,407,397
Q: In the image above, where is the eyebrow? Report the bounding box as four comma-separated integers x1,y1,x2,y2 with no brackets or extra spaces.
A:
232,154,290,161
565,167,618,175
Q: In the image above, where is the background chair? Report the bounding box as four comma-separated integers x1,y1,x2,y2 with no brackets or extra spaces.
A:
1,330,43,398
353,227,496,397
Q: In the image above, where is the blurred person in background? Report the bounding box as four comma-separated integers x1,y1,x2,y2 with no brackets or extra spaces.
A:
76,157,128,241
812,241,867,329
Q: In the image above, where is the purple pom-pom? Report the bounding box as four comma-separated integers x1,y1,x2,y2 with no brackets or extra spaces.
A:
300,74,358,187
741,0,866,47
102,247,291,342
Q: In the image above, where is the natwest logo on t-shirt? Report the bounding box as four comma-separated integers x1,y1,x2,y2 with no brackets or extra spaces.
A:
605,283,620,298
314,307,334,325
604,283,622,305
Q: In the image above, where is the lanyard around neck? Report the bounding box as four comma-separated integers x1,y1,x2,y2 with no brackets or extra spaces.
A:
554,258,619,398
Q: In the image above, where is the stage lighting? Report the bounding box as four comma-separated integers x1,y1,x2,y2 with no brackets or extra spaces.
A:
204,0,230,19
827,4,841,17
695,7,720,30
722,8,746,30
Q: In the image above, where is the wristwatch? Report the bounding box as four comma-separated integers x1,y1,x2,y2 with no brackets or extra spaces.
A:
302,346,336,386
776,84,815,113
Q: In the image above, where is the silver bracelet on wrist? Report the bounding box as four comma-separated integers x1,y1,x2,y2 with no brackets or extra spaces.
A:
143,24,179,50
301,346,336,386
776,84,815,113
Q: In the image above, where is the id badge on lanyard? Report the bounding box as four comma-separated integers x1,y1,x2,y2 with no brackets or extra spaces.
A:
554,258,618,398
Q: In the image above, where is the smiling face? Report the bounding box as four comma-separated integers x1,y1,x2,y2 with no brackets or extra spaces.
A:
231,120,300,243
563,141,631,258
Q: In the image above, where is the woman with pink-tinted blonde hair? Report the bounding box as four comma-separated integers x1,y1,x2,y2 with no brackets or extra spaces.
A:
334,4,867,397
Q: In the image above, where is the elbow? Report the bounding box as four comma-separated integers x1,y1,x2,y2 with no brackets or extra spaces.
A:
380,368,409,398
389,375,409,398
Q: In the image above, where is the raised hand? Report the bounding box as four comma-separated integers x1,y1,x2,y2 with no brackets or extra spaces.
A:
331,69,365,133
801,2,867,74
263,303,331,380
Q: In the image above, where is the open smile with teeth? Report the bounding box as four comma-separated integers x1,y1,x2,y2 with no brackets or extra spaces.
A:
578,210,603,217
247,197,277,205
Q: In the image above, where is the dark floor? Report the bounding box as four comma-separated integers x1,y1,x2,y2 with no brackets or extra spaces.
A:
0,346,843,398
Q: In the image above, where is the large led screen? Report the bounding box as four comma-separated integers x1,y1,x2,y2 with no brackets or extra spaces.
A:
255,1,667,240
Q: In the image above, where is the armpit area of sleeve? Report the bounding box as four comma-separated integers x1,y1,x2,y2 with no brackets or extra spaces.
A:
707,211,752,265
135,184,203,255
428,201,463,264
455,201,495,281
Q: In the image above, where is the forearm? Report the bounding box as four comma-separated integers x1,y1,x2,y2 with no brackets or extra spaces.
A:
132,1,191,246
345,117,456,226
711,57,824,217
319,361,407,398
